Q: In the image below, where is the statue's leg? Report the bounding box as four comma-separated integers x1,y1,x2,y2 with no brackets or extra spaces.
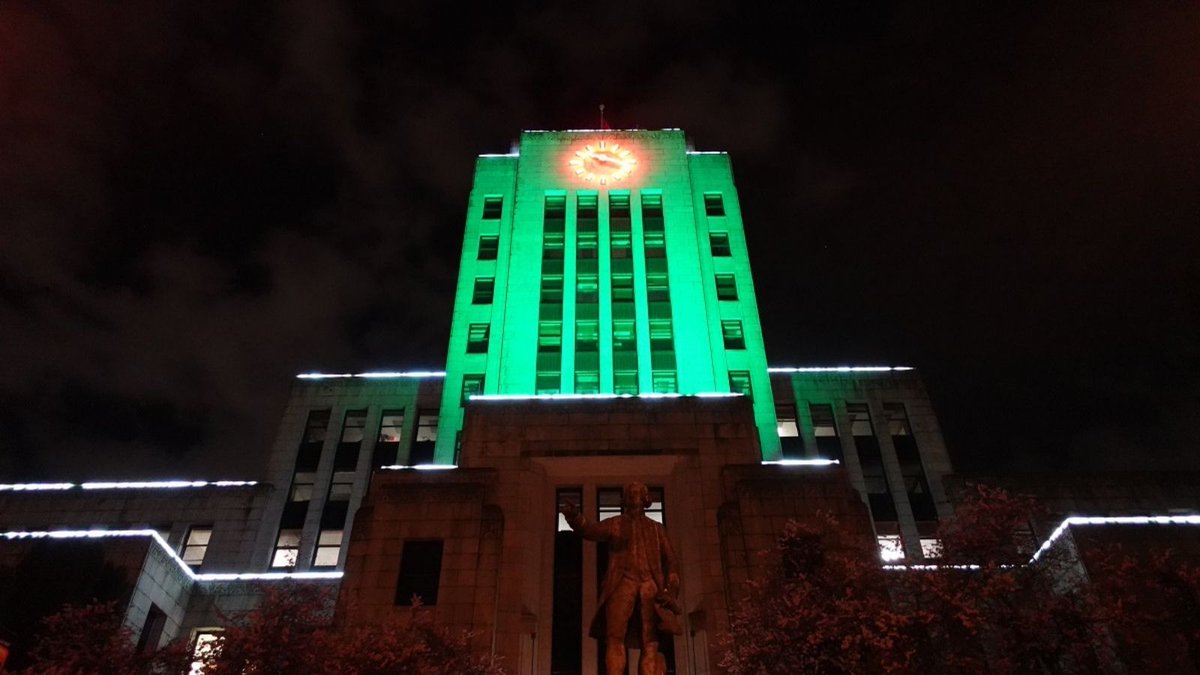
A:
637,581,660,675
605,579,637,675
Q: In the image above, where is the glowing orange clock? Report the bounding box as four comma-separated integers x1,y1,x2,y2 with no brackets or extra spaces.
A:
568,141,637,185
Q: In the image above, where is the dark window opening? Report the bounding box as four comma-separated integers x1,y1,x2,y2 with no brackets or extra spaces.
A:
710,232,731,257
472,277,494,304
703,192,725,217
462,374,485,403
477,235,498,260
715,274,738,301
553,488,583,674
482,195,503,220
722,320,745,350
373,410,404,467
136,604,167,654
729,371,752,400
467,323,490,354
410,411,438,465
395,540,444,606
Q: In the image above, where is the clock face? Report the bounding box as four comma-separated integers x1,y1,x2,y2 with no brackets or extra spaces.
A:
568,141,637,185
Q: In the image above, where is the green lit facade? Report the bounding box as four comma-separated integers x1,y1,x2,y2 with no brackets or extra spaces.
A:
436,129,780,460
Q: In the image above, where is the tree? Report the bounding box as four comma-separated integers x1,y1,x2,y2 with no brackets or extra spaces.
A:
722,484,1200,674
200,582,505,675
720,513,932,674
18,600,188,675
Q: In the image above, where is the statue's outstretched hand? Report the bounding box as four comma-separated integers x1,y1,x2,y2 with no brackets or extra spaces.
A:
559,497,579,521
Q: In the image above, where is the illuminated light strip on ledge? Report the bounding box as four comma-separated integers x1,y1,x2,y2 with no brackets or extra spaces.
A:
0,530,343,583
762,459,841,467
767,366,914,373
2,481,257,492
1029,514,1200,564
379,464,458,471
470,392,742,402
297,371,446,380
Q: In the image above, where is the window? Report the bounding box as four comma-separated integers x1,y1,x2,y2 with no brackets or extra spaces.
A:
482,195,503,219
466,323,490,354
271,529,301,568
289,472,316,502
410,411,438,465
395,540,444,606
920,537,943,559
810,403,843,461
462,374,485,403
849,403,898,522
373,410,404,467
729,371,752,400
609,192,631,231
877,534,904,562
181,526,212,567
885,402,938,522
136,604,167,654
641,192,664,231
614,370,638,395
577,192,598,231
775,403,803,457
703,192,725,217
611,273,634,302
598,486,665,524
540,275,564,304
651,370,677,394
296,410,329,471
327,470,354,501
472,277,494,304
477,236,498,260
190,630,222,675
575,370,599,395
715,274,738,301
710,232,731,257
336,410,366,470
312,529,343,568
722,320,745,350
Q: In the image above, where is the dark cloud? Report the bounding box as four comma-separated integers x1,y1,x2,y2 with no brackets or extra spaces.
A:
0,0,1197,479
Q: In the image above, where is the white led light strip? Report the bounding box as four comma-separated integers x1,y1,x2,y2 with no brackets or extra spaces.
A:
379,464,458,471
1,481,257,492
0,530,343,582
767,366,914,373
762,459,841,467
296,371,446,380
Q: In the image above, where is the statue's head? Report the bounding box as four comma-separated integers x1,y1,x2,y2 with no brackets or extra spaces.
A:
623,482,653,514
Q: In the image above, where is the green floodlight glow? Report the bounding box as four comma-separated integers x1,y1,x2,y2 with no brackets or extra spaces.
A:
435,130,781,460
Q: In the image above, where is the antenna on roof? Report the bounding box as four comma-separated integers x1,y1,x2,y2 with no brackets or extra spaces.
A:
599,104,609,130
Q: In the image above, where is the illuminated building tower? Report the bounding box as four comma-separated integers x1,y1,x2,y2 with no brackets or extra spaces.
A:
435,130,780,462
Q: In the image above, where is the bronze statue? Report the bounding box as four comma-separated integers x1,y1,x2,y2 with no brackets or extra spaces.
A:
560,482,682,675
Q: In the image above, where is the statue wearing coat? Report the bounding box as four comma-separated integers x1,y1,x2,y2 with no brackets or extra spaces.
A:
560,482,682,675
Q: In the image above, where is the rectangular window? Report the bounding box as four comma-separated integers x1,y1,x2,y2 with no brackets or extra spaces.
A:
878,534,905,562
650,319,675,371
289,472,316,502
327,470,354,501
296,410,330,471
575,370,600,395
775,403,803,458
190,629,222,674
544,194,566,232
598,486,665,524
722,320,746,350
536,372,561,395
538,321,563,352
641,193,664,231
651,370,677,394
395,540,444,606
729,371,752,400
312,529,343,568
885,402,938,522
466,323,490,354
715,274,738,301
850,403,898,522
614,370,638,396
477,235,498,260
810,403,843,461
611,273,634,302
136,604,167,654
271,529,301,568
340,410,366,445
181,526,212,567
540,275,564,304
373,410,404,467
461,374,485,403
609,192,631,231
577,192,598,231
703,192,725,217
552,488,584,673
710,232,731,257
481,195,503,219
410,411,438,465
472,277,494,304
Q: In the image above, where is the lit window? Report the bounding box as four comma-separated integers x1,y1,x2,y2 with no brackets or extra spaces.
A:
536,372,560,395
647,273,670,302
651,370,677,394
614,370,638,395
775,403,803,458
538,321,563,352
540,275,564,304
477,236,498,260
609,193,631,231
715,274,738,301
312,529,343,568
575,370,599,395
461,374,485,403
703,192,725,217
878,535,905,561
373,410,404,467
395,540,444,606
181,526,212,567
641,193,664,232
472,278,494,304
271,529,301,568
340,410,366,445
729,371,752,400
466,323,490,354
710,232,731,257
611,273,634,302
557,488,582,532
722,320,745,350
189,630,222,675
920,537,943,559
481,195,503,219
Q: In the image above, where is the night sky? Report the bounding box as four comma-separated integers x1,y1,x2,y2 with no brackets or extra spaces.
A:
2,2,1197,481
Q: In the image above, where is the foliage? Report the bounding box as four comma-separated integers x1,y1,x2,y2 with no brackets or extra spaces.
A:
721,484,1200,674
199,582,505,675
18,600,189,675
720,513,933,674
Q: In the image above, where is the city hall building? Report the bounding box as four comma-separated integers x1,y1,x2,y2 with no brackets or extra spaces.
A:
4,129,1188,674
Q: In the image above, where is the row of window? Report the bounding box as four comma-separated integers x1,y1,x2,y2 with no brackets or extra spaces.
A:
474,191,726,222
